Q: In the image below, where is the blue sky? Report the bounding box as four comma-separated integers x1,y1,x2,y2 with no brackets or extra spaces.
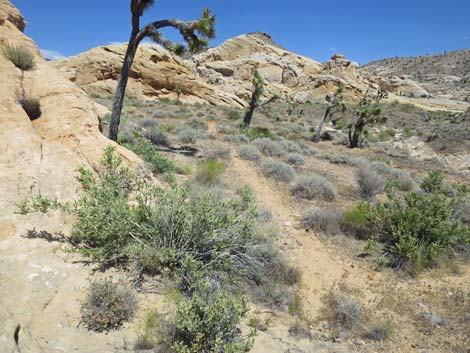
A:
13,0,470,64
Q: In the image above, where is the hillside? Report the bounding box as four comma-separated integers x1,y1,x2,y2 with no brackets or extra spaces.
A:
54,33,469,112
363,49,470,101
1,2,469,353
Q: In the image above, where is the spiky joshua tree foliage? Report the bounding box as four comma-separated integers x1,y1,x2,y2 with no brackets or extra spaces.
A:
108,0,216,141
242,70,278,129
314,84,346,142
347,89,388,148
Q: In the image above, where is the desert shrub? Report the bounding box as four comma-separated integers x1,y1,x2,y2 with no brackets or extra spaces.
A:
135,308,175,350
71,149,138,262
177,127,198,143
171,281,253,353
455,197,470,225
138,118,159,129
329,154,350,165
80,278,136,332
16,194,65,215
238,145,262,161
390,168,415,191
146,126,170,146
20,96,41,120
228,110,241,120
321,284,363,331
356,164,384,200
300,208,342,233
218,124,235,135
286,153,304,166
124,137,174,174
378,128,396,141
72,151,270,283
364,319,393,341
342,201,377,239
291,174,336,201
1,44,35,71
245,127,276,140
346,171,469,271
253,137,284,157
374,172,469,270
185,117,208,130
224,134,249,144
261,159,296,182
206,145,231,160
194,159,225,185
370,160,392,175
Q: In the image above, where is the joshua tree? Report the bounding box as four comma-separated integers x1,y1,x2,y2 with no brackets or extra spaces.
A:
108,0,216,141
347,88,388,148
242,70,278,129
313,84,346,142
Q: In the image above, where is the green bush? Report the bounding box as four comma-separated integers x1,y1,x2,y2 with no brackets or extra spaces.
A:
135,308,174,350
245,127,276,140
171,281,254,353
194,159,225,185
80,278,136,332
72,149,283,287
345,171,469,271
124,137,174,174
342,201,378,239
375,173,469,270
1,44,35,71
291,174,336,201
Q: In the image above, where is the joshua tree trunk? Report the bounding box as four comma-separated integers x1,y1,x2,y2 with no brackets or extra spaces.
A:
314,105,331,142
109,33,140,141
242,105,256,129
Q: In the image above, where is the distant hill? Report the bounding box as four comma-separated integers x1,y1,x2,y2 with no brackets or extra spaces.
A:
362,49,470,102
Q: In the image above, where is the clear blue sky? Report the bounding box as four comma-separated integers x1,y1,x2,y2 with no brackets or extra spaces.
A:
13,0,470,64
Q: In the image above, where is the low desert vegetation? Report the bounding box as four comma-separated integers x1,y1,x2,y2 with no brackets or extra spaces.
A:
343,171,470,272
300,208,342,233
238,145,262,161
261,159,296,182
355,164,385,200
80,278,136,332
194,158,225,185
70,148,299,347
1,44,35,72
253,137,284,157
291,174,336,201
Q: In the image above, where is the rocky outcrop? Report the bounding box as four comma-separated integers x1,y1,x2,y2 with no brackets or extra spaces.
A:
0,2,143,351
52,43,246,107
0,1,137,219
54,32,469,112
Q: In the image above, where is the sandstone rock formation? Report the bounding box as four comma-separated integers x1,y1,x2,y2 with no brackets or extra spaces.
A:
54,31,469,112
0,1,137,217
52,43,246,107
0,2,143,351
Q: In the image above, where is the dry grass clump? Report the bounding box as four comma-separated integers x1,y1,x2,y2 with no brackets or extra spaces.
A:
253,137,284,157
80,278,136,332
300,208,342,233
238,145,262,161
1,44,35,71
261,159,296,182
355,164,385,200
291,174,336,201
286,153,305,166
